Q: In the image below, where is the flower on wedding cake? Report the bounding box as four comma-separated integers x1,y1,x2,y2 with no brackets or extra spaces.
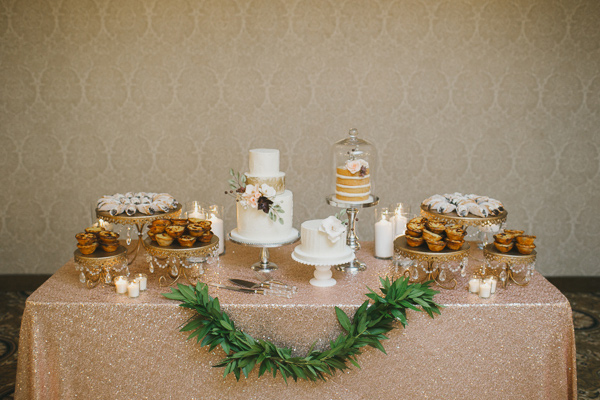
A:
345,159,369,175
319,216,346,243
227,169,285,224
241,184,261,209
259,183,276,198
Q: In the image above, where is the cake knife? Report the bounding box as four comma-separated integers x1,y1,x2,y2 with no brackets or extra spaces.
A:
229,279,297,293
209,283,292,298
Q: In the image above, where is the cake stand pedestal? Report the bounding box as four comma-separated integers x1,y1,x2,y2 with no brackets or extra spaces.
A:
483,243,536,288
96,205,182,265
291,248,354,287
228,230,300,273
74,246,128,288
326,194,379,272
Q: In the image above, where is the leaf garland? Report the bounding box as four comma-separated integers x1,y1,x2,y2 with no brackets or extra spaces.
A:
163,277,441,383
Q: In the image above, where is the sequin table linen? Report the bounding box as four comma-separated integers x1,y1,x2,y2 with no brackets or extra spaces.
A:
15,242,576,399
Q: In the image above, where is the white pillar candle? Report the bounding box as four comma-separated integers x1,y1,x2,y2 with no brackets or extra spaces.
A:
468,277,480,293
210,215,225,255
114,276,128,294
479,281,492,298
488,277,498,294
127,280,140,298
134,274,147,291
393,214,408,238
374,217,394,258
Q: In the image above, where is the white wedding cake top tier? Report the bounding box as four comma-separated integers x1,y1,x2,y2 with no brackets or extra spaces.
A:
248,148,284,177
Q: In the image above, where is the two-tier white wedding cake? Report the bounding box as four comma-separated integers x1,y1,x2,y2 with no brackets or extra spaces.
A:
230,149,297,244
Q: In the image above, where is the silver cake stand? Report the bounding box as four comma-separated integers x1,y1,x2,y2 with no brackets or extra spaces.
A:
326,194,379,272
228,230,300,273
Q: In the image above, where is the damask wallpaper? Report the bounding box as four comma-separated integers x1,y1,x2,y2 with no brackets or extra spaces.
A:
0,0,598,276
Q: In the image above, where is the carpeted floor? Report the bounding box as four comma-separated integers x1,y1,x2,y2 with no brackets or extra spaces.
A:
1,291,599,399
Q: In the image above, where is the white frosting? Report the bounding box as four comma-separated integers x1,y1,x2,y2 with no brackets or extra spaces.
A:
335,183,371,189
296,219,351,259
248,149,280,177
335,174,371,179
235,190,294,243
335,190,371,197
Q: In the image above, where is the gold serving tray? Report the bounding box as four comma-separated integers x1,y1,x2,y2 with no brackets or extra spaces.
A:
483,243,536,263
420,204,507,227
96,204,182,225
394,235,470,263
74,245,128,270
144,236,219,260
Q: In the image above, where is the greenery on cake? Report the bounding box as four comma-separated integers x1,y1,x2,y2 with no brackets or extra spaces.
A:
163,277,441,383
226,169,285,224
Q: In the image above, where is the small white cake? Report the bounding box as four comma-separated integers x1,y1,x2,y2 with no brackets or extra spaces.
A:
292,218,353,265
230,149,297,244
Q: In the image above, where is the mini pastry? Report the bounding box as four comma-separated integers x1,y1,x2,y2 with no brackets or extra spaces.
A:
165,225,185,238
503,229,524,238
170,219,189,227
409,216,427,225
494,233,514,245
77,242,99,255
98,231,119,243
426,220,446,235
177,235,197,247
149,224,166,234
445,225,466,241
494,242,514,253
515,235,536,246
422,229,443,243
152,219,171,227
101,242,119,252
446,239,464,251
75,232,97,246
199,231,214,243
426,240,446,252
155,233,174,247
147,230,157,241
188,218,204,225
85,226,105,236
405,235,424,247
199,221,212,231
516,243,536,255
405,229,422,238
187,223,205,237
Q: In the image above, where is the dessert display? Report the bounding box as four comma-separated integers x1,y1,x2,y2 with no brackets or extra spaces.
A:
147,218,213,248
229,149,297,244
75,227,121,254
292,217,353,265
96,192,179,216
403,216,466,252
335,159,371,202
422,193,504,218
492,229,536,255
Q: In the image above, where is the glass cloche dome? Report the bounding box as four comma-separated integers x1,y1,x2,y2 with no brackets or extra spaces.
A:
332,128,376,204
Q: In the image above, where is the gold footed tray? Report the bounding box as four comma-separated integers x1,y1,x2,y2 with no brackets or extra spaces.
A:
96,205,182,264
483,243,536,288
144,236,219,286
74,245,128,289
420,204,508,228
393,235,470,290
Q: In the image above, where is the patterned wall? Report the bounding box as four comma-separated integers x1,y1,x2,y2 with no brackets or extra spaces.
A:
1,0,599,276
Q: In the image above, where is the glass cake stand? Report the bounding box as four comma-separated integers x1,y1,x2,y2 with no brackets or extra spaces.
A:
228,229,300,273
326,194,379,272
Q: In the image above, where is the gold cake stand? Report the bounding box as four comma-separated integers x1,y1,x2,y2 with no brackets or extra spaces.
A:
144,236,219,286
74,245,128,289
96,205,182,264
483,243,536,288
394,235,470,290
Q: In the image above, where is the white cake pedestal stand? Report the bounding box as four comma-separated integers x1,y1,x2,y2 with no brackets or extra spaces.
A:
228,229,299,273
326,194,379,272
291,248,354,287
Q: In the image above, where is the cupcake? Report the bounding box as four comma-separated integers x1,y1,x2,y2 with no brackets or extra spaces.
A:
406,235,424,247
177,235,197,248
155,233,174,247
75,232,97,246
516,235,536,246
165,225,185,238
516,243,536,255
77,242,99,255
494,242,514,253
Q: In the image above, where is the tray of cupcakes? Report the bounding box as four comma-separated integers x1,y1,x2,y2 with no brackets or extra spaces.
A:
74,226,126,257
402,216,468,252
145,218,215,250
492,229,536,255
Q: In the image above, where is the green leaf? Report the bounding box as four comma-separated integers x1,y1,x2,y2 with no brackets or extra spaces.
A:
335,307,352,332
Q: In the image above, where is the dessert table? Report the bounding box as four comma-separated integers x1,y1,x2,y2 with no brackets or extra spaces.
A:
15,242,576,399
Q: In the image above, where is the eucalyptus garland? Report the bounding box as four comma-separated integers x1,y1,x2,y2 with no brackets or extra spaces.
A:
163,277,441,383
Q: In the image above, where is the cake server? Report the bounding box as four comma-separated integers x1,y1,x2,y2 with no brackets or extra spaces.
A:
229,279,297,293
209,283,292,298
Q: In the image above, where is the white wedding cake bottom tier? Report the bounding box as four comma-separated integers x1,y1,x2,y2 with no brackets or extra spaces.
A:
292,219,354,266
234,190,294,244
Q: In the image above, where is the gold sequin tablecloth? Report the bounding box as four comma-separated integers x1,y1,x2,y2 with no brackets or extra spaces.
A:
15,242,576,400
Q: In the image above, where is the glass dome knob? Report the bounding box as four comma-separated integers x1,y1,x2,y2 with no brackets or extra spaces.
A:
349,128,358,138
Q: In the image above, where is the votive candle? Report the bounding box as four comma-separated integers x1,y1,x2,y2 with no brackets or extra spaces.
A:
134,273,147,291
114,276,128,294
488,276,498,294
479,281,492,298
127,280,140,298
468,276,480,293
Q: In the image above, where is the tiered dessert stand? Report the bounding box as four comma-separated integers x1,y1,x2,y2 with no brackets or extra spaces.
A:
326,194,379,272
483,243,536,288
74,245,128,288
420,205,508,249
96,205,182,264
393,236,470,290
228,230,300,273
145,236,219,286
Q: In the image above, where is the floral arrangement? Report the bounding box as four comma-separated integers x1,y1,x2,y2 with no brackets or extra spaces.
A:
227,169,284,224
319,216,346,243
345,159,368,177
